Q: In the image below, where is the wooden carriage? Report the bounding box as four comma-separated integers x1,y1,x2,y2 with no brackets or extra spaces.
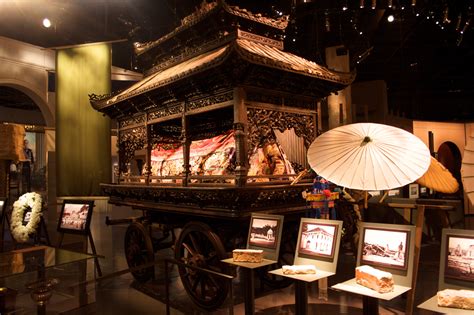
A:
90,1,354,310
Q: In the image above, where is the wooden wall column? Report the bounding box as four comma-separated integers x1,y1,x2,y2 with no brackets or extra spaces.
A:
145,121,151,185
182,105,190,187
233,87,248,187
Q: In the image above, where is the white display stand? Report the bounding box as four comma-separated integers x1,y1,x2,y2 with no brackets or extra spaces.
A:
418,228,474,314
331,222,416,315
222,213,283,315
418,296,473,314
269,218,343,315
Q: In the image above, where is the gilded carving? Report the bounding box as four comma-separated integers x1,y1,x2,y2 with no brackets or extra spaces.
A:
118,126,146,172
247,108,315,151
187,91,234,111
100,184,309,212
148,103,184,121
119,115,146,129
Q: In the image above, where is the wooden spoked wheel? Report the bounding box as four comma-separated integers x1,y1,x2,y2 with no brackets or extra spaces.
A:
174,222,229,311
124,221,155,282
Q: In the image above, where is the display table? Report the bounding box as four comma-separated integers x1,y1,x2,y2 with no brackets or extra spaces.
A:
269,268,334,315
221,258,276,315
332,278,411,315
418,295,473,315
0,245,96,314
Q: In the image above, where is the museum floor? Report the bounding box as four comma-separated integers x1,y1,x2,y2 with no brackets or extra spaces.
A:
5,204,474,315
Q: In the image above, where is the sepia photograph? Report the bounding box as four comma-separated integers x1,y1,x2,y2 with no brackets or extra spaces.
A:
361,227,410,270
58,200,94,234
298,222,338,260
445,234,474,283
248,216,280,249
22,208,33,225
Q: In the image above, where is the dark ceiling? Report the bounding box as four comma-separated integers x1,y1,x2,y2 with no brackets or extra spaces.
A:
0,0,473,121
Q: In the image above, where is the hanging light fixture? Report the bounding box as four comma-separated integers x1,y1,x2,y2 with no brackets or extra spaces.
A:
360,0,365,9
42,18,52,28
461,18,471,34
455,13,462,31
443,6,451,24
324,12,331,32
371,0,376,10
342,0,348,11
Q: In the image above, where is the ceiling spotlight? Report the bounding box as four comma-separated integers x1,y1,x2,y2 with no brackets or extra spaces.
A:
387,15,395,23
42,18,51,28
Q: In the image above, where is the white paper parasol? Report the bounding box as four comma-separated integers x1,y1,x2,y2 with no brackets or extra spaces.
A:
416,156,459,194
461,135,474,207
307,123,431,191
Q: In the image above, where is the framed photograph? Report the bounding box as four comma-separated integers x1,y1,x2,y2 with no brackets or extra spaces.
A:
248,215,282,250
57,200,94,235
409,183,419,199
22,207,33,225
297,221,338,260
444,234,474,283
361,227,410,271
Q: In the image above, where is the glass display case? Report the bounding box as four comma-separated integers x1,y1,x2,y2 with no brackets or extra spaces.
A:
0,245,96,314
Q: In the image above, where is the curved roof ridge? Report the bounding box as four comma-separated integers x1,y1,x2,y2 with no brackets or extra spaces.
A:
234,38,355,85
134,1,288,57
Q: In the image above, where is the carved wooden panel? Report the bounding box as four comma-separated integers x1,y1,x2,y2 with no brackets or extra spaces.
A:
100,184,309,213
247,108,315,152
118,126,146,172
148,103,184,121
187,91,234,111
119,115,146,129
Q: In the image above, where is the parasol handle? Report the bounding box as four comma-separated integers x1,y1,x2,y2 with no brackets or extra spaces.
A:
379,190,388,203
364,191,368,209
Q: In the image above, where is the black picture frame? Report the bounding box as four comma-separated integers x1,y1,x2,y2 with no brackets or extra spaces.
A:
444,234,474,283
297,221,339,260
57,200,94,235
361,226,410,271
248,215,282,250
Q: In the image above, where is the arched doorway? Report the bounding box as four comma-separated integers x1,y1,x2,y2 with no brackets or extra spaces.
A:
0,86,49,197
437,141,462,192
0,86,49,126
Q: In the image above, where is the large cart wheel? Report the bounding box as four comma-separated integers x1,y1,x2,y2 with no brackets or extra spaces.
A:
256,220,298,289
174,222,229,311
124,221,155,282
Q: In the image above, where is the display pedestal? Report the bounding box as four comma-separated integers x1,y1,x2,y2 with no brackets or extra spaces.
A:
269,269,334,315
221,258,276,315
418,294,473,314
331,278,411,315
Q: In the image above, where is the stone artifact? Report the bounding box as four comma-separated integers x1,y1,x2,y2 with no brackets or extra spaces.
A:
282,264,317,275
232,249,263,263
437,289,474,310
355,265,394,293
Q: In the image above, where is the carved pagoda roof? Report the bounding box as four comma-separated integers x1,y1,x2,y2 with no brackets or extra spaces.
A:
90,35,355,113
134,0,289,57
